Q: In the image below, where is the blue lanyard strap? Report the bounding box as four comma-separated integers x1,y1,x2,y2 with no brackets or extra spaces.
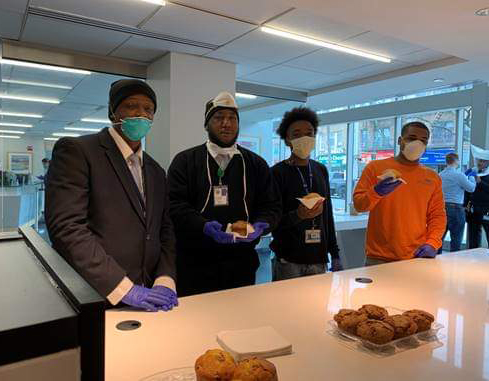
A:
295,161,313,195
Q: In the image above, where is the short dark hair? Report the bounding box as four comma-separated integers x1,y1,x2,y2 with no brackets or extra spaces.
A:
446,152,459,164
401,121,430,137
276,107,319,140
42,158,50,163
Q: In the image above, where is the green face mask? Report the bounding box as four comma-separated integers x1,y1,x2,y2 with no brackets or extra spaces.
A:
121,117,152,141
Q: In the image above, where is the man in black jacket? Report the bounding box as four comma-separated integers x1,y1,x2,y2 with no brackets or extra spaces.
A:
168,92,281,296
46,80,177,311
271,107,343,280
466,146,489,248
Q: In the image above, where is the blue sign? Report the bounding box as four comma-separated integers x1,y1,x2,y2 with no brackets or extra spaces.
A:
420,149,454,165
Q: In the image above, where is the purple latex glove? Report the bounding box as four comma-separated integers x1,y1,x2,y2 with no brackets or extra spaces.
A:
465,169,477,177
414,244,437,258
150,285,178,311
236,222,270,243
203,221,235,244
121,285,158,312
374,177,403,197
331,257,343,272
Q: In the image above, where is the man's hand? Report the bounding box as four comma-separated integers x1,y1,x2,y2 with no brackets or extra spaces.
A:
297,200,323,220
150,285,178,311
374,177,403,197
414,244,437,258
331,257,343,272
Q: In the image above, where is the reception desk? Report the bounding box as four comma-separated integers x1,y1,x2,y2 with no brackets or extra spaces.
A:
106,248,489,381
0,185,42,231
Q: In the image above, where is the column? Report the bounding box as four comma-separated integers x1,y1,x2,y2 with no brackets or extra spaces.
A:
470,83,489,149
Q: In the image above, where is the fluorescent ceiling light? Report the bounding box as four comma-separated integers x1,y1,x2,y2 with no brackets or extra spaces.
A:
0,111,42,118
261,26,391,63
44,137,59,141
0,129,25,134
2,79,72,90
0,59,91,75
65,127,101,132
0,122,33,128
53,132,81,137
81,118,111,124
0,94,60,104
433,78,445,83
0,135,21,139
140,0,166,5
476,8,489,16
236,93,257,99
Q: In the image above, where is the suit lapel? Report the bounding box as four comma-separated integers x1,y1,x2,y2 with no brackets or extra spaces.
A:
143,154,154,227
99,129,146,226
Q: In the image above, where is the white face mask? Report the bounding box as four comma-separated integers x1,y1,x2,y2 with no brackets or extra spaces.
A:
402,140,426,161
291,136,315,159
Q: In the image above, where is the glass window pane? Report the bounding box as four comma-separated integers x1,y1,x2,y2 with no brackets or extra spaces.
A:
462,107,472,171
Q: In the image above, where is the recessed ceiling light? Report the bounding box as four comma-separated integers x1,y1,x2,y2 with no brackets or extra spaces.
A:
0,135,21,139
261,26,391,63
53,132,81,137
81,118,111,124
0,129,25,134
140,0,166,5
65,127,101,132
0,94,60,104
0,122,33,128
433,78,445,83
2,79,72,90
44,137,59,141
475,7,489,16
0,59,91,75
0,111,43,118
236,93,257,99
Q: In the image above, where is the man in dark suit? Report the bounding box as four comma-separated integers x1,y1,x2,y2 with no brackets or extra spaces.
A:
46,80,177,311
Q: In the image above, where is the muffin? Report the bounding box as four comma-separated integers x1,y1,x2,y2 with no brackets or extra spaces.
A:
232,357,278,381
335,309,368,334
356,319,395,344
384,314,418,339
231,221,253,237
358,304,389,320
402,310,435,332
195,349,236,381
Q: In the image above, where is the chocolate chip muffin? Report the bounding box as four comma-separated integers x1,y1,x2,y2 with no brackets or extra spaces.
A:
195,349,236,381
358,304,389,320
356,319,395,344
384,314,418,339
232,357,278,381
402,309,435,332
335,309,368,334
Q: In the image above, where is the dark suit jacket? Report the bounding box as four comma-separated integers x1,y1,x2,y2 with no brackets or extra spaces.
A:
45,128,176,298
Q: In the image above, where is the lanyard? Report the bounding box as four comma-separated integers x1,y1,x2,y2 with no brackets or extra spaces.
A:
295,162,313,195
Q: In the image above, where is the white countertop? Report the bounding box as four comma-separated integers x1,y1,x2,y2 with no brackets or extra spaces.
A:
106,248,489,381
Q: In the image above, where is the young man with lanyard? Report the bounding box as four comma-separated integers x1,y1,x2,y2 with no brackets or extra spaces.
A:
271,107,343,281
168,92,281,296
465,145,489,248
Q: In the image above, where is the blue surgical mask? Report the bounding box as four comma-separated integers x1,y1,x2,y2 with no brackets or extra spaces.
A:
120,117,152,141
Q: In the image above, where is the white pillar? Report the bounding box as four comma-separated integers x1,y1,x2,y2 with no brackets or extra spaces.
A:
470,83,489,150
146,52,236,169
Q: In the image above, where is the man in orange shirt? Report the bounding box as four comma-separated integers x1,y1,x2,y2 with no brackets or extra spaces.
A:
353,121,446,266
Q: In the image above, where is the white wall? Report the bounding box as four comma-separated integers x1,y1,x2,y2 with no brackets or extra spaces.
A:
240,120,276,165
0,136,49,179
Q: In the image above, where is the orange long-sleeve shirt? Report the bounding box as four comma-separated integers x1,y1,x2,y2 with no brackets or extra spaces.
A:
353,157,446,261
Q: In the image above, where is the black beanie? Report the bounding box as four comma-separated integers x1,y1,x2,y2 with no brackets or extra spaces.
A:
108,79,157,120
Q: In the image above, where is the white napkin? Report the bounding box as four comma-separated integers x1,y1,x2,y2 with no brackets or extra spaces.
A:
217,326,292,361
297,196,325,210
225,223,255,239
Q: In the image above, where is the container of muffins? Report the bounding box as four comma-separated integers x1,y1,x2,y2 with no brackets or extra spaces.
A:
328,305,444,357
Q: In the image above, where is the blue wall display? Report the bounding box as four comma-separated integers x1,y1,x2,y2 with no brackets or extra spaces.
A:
420,148,454,165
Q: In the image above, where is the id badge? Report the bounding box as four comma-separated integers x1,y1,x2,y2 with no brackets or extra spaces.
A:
305,229,321,244
213,185,229,207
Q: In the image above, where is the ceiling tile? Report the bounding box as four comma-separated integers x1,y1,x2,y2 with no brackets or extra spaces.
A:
142,3,254,45
174,1,291,24
0,83,70,99
64,73,127,105
22,15,129,56
3,66,87,87
211,29,318,64
343,31,426,59
111,35,211,63
286,48,376,75
398,49,451,65
0,0,28,13
205,51,274,77
0,9,23,40
242,65,334,88
42,102,99,122
267,9,368,43
30,0,159,27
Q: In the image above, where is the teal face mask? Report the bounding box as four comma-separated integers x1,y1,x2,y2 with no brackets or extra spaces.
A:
120,117,152,141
